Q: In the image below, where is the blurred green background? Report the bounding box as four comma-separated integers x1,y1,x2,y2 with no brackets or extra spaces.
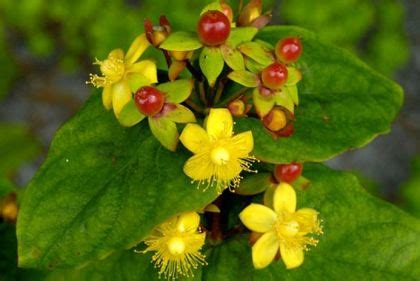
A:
0,0,419,221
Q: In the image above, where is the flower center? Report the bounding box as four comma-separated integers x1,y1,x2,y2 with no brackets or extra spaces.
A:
277,220,300,237
210,147,230,165
100,57,125,83
167,237,186,256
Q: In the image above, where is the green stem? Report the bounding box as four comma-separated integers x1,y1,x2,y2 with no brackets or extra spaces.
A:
185,98,205,114
198,81,208,106
213,79,225,106
218,87,250,107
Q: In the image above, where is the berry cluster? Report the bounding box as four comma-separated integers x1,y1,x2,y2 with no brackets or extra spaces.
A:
88,1,315,278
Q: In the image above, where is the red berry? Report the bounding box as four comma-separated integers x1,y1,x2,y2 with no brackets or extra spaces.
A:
275,37,302,63
274,163,303,183
134,86,165,116
221,2,234,22
197,10,231,46
261,62,288,90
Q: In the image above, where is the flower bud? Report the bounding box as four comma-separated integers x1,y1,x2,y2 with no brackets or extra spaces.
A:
1,193,18,223
237,0,262,26
144,17,171,47
228,98,251,117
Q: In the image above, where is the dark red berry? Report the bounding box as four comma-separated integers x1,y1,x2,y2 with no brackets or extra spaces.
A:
197,10,231,46
134,86,165,116
274,163,303,183
261,62,288,90
275,37,303,63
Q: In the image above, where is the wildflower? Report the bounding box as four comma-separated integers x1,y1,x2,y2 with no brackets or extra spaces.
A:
180,108,256,193
239,182,322,269
143,212,206,280
88,33,158,117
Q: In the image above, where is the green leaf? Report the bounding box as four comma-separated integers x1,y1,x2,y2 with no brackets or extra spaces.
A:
199,47,224,87
160,32,203,52
235,172,274,195
0,123,41,176
44,165,420,280
274,90,295,113
221,44,245,71
252,88,274,117
156,79,194,104
118,99,146,127
236,26,403,163
17,94,218,269
127,73,153,93
228,70,259,88
148,117,179,151
200,2,222,14
203,164,420,280
238,42,274,67
165,104,196,124
227,27,259,47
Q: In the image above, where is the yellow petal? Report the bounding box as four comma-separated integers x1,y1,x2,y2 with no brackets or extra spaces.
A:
111,80,132,117
102,86,112,110
108,48,125,60
273,182,296,214
230,131,254,157
177,212,200,233
125,33,150,65
180,124,210,154
183,153,214,180
206,108,233,139
279,243,304,269
127,59,158,84
252,231,279,269
185,232,206,252
239,203,277,233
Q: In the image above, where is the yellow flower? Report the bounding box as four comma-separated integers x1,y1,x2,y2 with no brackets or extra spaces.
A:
239,183,323,269
143,212,206,280
89,34,158,117
180,108,256,193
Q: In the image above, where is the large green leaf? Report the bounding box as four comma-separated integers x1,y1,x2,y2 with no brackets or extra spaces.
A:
236,26,403,163
202,165,420,280
17,93,218,269
39,165,420,280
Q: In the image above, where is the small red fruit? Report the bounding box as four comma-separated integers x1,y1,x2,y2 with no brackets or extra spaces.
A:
261,62,288,90
197,10,231,46
275,37,303,63
274,163,303,183
134,86,165,116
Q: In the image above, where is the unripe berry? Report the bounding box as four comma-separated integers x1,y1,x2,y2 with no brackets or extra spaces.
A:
197,10,231,46
261,62,288,90
263,107,287,132
274,163,303,183
275,37,303,63
134,86,165,116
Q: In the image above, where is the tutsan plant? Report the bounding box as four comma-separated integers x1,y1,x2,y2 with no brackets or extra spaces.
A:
12,1,420,280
